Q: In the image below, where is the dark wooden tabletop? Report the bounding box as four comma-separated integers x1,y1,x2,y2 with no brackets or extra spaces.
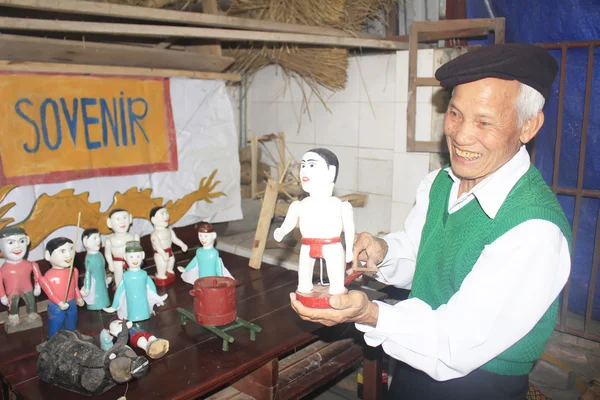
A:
0,243,384,400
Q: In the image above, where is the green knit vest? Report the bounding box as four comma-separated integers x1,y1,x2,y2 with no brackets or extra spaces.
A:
409,164,572,376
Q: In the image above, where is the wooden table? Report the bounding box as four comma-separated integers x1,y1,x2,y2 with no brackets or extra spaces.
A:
0,249,385,400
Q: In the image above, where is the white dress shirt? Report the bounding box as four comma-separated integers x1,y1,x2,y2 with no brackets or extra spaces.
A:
355,146,571,381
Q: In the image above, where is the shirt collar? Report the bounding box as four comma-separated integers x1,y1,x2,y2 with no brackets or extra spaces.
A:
444,145,532,219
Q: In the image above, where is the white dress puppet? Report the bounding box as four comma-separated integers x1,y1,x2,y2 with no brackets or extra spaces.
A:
104,209,140,287
149,206,188,286
103,241,167,322
274,148,355,307
79,228,112,310
178,222,233,285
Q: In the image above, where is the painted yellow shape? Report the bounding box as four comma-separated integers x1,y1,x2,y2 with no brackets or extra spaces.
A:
0,169,225,252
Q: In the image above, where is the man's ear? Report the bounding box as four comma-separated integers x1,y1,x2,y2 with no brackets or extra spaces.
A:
519,110,545,144
107,217,113,230
44,250,51,262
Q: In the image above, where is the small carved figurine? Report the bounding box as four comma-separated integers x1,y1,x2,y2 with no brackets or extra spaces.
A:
149,206,188,286
38,237,85,338
100,319,169,360
0,227,43,333
274,148,355,307
37,325,149,396
103,241,168,322
105,209,140,287
80,228,112,310
178,222,233,285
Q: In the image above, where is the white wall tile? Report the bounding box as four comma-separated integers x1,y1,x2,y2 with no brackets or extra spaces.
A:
286,142,311,165
276,102,315,145
358,54,396,103
394,102,407,153
315,103,360,147
417,49,434,77
390,201,415,232
277,74,310,104
249,102,278,137
392,152,430,203
248,65,285,103
358,102,395,150
417,86,433,103
324,145,358,192
415,102,433,142
358,158,393,196
358,148,393,161
353,194,392,234
396,50,408,103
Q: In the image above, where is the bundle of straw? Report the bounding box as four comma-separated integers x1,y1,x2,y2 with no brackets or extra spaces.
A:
226,0,393,94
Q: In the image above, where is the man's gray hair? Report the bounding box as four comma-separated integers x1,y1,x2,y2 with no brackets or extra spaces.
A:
515,83,545,128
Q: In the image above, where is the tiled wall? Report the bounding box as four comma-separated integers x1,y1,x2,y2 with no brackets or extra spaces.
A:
246,49,443,235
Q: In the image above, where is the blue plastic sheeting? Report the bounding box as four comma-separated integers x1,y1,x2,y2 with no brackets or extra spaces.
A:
467,0,600,319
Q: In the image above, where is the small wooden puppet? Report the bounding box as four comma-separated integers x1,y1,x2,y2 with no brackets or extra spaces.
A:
273,148,355,308
0,227,43,333
149,206,188,286
104,209,140,287
80,228,112,310
100,319,169,360
38,237,85,338
103,241,168,323
178,222,233,285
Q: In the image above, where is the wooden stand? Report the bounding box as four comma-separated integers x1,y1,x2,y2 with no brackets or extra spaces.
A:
153,272,176,287
177,307,262,352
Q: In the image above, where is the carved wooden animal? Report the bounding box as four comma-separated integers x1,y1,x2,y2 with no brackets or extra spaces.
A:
37,325,149,396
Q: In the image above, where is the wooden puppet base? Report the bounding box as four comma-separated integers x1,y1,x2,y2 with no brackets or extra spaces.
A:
154,272,176,287
296,285,348,309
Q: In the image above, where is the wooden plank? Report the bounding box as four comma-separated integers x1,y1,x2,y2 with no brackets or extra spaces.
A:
232,359,278,400
0,17,409,50
0,0,350,37
418,27,489,42
201,0,223,57
363,346,383,400
0,33,233,72
406,22,418,151
0,60,241,80
413,140,447,153
412,18,501,33
251,135,258,199
415,77,440,86
249,179,279,270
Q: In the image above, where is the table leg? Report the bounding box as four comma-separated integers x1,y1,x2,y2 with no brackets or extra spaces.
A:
362,345,383,400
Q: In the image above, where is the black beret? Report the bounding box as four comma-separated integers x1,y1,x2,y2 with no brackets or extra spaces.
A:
434,43,558,101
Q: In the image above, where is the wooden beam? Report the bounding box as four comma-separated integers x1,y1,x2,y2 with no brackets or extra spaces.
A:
0,34,234,72
418,27,489,42
232,359,278,400
200,0,223,57
0,60,241,80
249,179,279,270
0,17,409,50
415,77,440,86
0,0,349,37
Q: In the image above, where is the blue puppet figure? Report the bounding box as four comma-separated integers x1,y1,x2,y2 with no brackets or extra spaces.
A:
80,228,112,310
103,241,167,322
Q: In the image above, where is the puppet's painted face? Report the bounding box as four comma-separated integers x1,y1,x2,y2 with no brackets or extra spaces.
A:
109,319,133,337
198,232,216,248
125,251,144,271
300,151,334,194
83,233,102,252
108,211,131,234
0,234,29,262
151,208,170,228
49,242,75,269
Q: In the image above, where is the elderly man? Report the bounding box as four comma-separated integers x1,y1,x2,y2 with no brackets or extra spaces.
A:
290,43,571,399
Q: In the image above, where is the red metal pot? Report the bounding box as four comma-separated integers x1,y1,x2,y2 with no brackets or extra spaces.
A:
189,276,237,326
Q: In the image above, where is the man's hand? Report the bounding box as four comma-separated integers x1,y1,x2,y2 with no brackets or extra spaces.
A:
0,296,8,306
103,307,116,313
352,232,388,271
290,291,379,327
58,301,70,311
80,288,89,298
177,266,185,274
181,244,188,253
273,228,285,242
33,284,41,297
76,298,85,307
